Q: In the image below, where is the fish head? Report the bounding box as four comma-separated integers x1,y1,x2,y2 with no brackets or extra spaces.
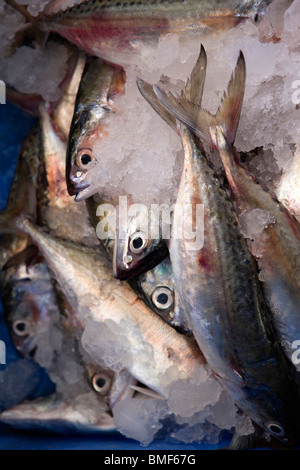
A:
5,261,58,358
84,362,115,399
66,58,125,201
0,394,115,433
66,104,109,201
131,257,192,334
113,206,169,280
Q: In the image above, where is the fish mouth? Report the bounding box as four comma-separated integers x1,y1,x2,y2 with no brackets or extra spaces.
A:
67,171,99,201
74,185,99,202
67,177,90,196
113,240,169,281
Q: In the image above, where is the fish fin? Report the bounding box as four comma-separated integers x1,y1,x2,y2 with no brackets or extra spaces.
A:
136,77,177,132
2,245,41,271
129,385,165,400
153,85,213,143
213,51,246,145
184,44,207,106
136,45,207,132
154,51,245,147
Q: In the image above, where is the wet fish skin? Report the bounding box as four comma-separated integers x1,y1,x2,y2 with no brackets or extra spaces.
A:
176,123,296,443
35,0,272,65
149,51,299,443
66,57,169,272
112,208,169,281
1,252,122,432
51,51,87,140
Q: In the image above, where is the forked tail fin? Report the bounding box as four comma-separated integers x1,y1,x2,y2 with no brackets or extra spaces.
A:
136,44,208,133
153,51,246,148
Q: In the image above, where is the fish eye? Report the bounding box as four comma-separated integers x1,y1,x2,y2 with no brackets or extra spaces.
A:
12,319,30,337
92,373,111,395
76,149,95,168
129,231,148,254
264,422,285,438
152,287,173,310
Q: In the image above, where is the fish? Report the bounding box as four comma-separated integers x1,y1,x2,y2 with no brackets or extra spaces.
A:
66,56,125,202
112,204,169,281
30,0,273,66
5,214,206,399
14,45,95,247
86,197,190,334
145,50,299,444
51,50,87,140
1,271,137,433
0,322,119,433
155,47,300,376
277,151,300,225
0,126,48,357
36,104,99,247
66,55,169,277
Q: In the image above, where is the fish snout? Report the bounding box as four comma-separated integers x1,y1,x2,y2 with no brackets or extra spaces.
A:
67,166,90,197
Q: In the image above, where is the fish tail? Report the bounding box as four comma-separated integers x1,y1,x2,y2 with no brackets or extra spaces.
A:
184,44,207,106
211,51,246,146
136,44,207,133
153,50,246,148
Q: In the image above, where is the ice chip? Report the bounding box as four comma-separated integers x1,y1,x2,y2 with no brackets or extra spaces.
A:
239,209,277,240
0,43,68,102
167,373,222,418
81,321,133,372
113,395,169,445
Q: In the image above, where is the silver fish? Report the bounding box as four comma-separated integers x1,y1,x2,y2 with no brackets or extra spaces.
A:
145,49,299,444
